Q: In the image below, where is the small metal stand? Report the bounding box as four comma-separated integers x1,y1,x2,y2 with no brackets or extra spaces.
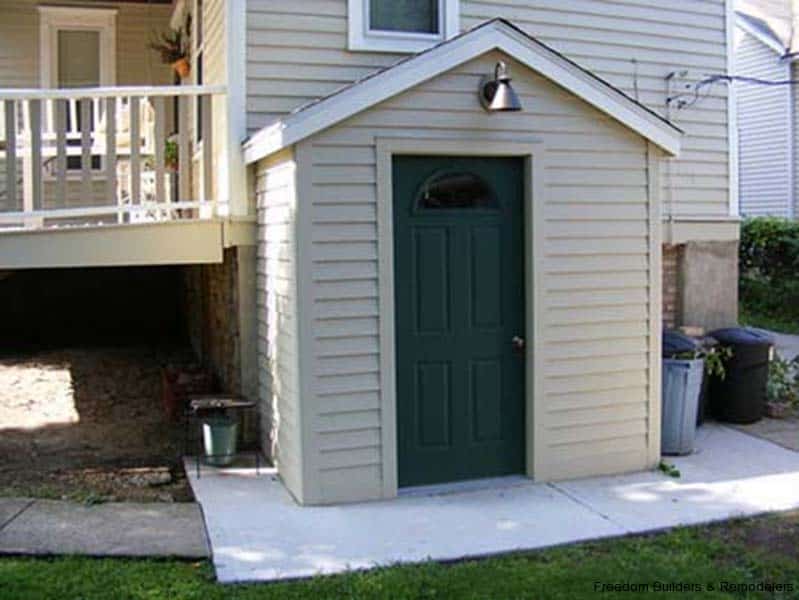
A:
184,395,260,478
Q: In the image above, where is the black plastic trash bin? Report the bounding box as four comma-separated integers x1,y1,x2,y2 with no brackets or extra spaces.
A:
707,327,774,424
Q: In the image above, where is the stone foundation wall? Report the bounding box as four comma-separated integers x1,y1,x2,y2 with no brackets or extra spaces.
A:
660,240,739,332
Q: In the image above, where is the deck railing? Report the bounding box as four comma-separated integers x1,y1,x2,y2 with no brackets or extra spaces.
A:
0,85,225,229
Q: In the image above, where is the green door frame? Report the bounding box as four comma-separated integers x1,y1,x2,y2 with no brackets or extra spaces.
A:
375,138,547,498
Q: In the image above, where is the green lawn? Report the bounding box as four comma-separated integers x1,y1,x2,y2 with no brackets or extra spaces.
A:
1,513,798,599
739,305,799,336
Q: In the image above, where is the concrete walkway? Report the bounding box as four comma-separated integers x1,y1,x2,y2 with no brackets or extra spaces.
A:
0,499,209,558
188,424,799,583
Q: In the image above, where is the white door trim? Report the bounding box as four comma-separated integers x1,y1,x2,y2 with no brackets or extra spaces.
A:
39,5,118,88
375,137,547,499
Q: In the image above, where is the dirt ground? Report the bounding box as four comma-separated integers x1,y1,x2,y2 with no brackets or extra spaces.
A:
0,346,195,503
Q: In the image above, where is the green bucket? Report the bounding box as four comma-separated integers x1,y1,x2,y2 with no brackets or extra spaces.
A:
202,416,238,466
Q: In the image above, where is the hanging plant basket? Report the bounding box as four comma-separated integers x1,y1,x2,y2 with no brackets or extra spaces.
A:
172,57,191,79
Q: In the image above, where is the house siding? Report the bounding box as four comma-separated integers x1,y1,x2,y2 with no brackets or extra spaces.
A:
736,31,793,217
255,149,304,501
0,0,173,88
290,51,658,503
246,0,730,223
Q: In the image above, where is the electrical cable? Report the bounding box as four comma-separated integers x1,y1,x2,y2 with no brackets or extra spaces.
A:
668,74,799,109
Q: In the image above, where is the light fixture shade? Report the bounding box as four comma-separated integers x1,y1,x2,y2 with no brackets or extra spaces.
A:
480,61,523,112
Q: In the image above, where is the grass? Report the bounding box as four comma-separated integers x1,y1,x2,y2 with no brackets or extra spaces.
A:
739,304,799,335
1,513,798,599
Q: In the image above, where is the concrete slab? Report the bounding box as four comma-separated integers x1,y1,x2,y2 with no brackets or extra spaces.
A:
188,424,799,583
733,417,799,452
187,463,624,583
557,425,799,532
769,330,799,361
0,500,209,558
0,498,34,531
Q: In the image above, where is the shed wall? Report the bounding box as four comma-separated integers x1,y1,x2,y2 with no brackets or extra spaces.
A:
288,51,659,504
255,149,303,501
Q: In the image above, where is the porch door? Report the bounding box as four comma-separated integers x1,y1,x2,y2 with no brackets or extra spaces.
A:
393,156,526,488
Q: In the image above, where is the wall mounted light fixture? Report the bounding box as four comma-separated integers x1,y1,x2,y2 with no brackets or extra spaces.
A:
479,61,522,112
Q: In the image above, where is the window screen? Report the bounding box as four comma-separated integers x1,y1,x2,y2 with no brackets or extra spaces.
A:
369,0,439,34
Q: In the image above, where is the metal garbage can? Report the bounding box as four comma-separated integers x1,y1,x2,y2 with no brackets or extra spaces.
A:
708,327,774,424
202,415,239,466
662,330,704,455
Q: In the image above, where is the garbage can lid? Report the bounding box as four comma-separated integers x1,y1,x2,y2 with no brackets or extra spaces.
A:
707,326,775,347
663,329,701,357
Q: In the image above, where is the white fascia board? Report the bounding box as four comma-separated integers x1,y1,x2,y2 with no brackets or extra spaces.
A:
243,21,682,164
735,14,786,56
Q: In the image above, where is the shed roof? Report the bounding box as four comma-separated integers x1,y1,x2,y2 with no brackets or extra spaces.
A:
243,19,683,164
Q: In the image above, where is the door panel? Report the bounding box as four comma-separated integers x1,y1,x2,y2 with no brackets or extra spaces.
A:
394,156,526,487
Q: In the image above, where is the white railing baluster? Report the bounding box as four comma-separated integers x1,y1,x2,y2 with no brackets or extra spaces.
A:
55,98,67,207
68,98,78,138
153,95,165,207
178,95,189,204
80,98,92,201
23,100,42,223
0,85,225,229
105,97,118,222
4,100,17,211
130,96,141,209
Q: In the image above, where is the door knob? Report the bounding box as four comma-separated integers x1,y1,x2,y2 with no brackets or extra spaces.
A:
511,336,525,353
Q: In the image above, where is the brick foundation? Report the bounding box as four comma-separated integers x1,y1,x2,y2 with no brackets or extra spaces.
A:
183,248,241,395
662,244,682,329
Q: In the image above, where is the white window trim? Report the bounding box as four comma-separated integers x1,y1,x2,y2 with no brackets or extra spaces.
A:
192,0,205,148
38,5,117,88
348,0,459,53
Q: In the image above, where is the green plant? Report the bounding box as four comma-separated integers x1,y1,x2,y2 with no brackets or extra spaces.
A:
766,352,799,407
164,139,178,170
740,217,799,332
658,461,681,478
670,345,732,379
149,28,188,64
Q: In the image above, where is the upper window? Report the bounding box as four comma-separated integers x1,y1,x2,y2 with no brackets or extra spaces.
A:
348,0,459,53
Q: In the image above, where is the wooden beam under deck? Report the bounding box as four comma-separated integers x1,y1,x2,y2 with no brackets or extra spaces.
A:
0,220,225,269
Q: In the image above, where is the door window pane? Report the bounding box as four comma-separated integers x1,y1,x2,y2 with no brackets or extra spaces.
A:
369,0,439,34
416,172,498,210
57,30,100,88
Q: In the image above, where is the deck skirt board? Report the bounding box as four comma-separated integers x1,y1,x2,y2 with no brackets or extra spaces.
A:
0,221,224,269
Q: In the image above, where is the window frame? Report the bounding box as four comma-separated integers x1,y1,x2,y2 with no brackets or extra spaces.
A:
193,0,205,145
348,0,459,53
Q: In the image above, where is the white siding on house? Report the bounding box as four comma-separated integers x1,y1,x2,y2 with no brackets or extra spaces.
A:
736,30,793,217
256,149,303,501
288,52,659,504
792,60,799,217
0,0,173,88
246,0,730,222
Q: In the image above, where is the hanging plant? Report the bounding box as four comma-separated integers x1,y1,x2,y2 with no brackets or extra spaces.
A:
149,25,190,78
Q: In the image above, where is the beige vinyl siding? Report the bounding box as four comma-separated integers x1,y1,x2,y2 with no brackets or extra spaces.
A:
190,0,227,205
245,0,730,221
0,0,173,88
256,148,304,500
736,31,793,217
289,51,658,503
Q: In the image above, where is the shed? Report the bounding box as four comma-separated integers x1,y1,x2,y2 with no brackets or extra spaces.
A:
244,19,681,505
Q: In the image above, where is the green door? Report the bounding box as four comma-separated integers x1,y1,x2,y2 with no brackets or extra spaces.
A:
394,156,526,487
